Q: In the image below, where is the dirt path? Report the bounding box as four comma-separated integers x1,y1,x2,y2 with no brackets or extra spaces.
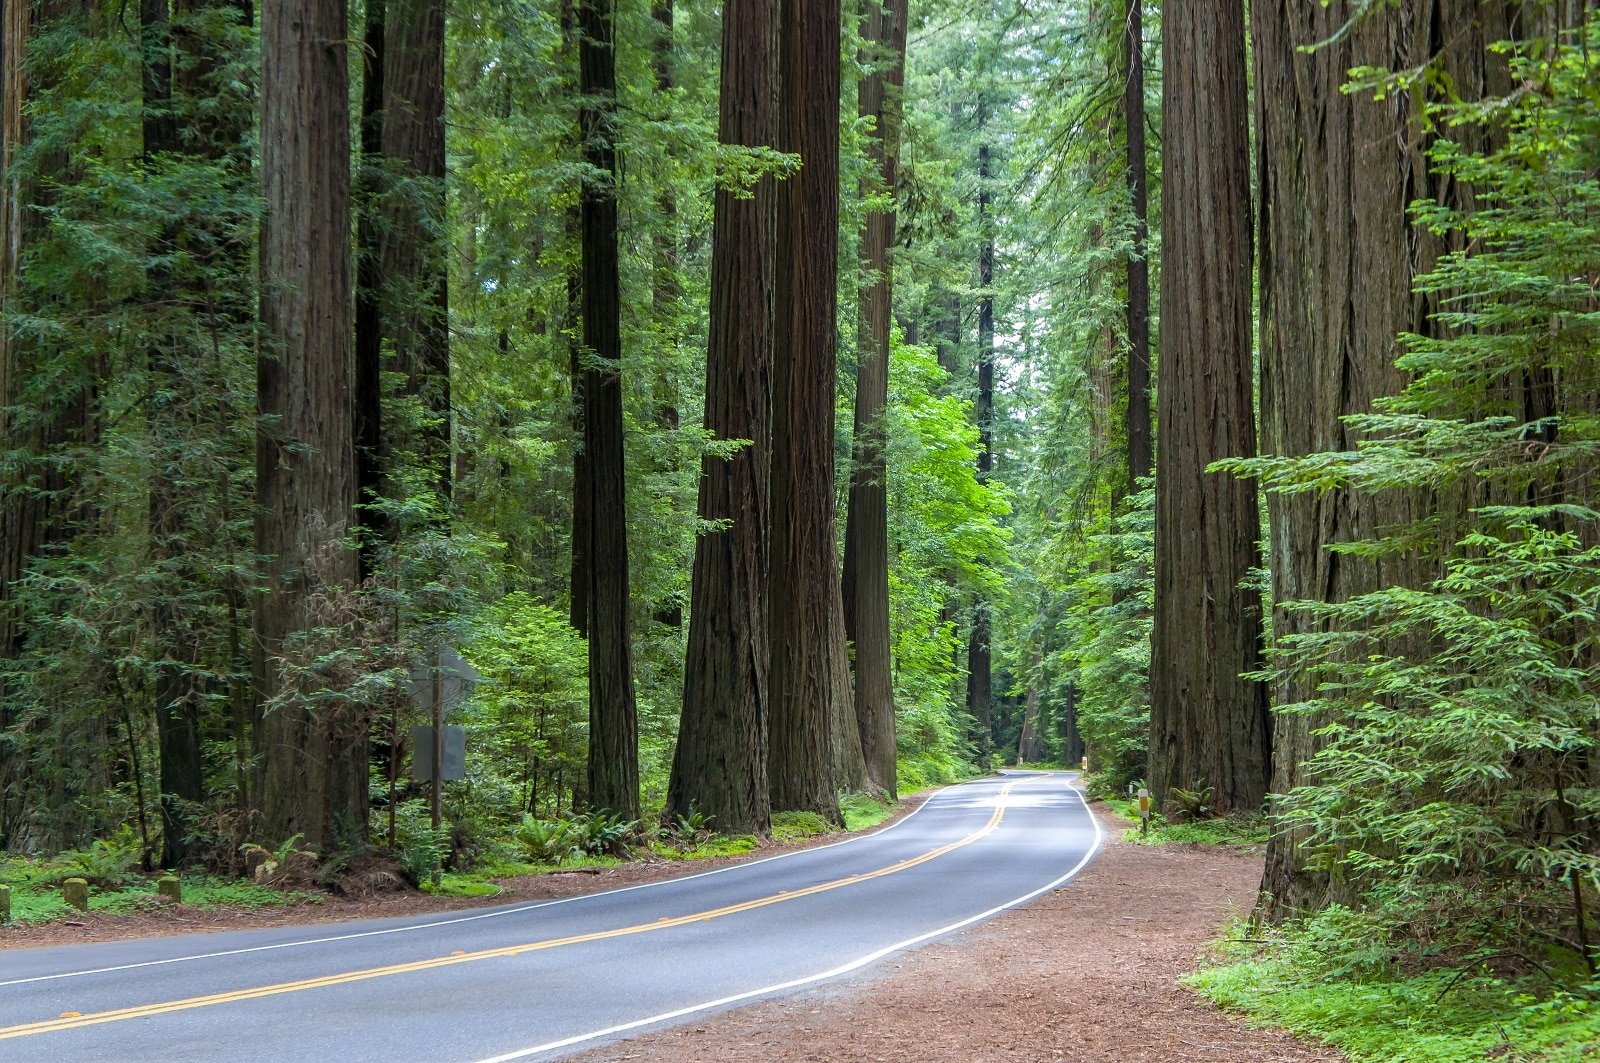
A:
567,807,1341,1063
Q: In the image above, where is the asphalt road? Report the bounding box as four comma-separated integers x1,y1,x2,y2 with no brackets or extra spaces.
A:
0,771,1101,1062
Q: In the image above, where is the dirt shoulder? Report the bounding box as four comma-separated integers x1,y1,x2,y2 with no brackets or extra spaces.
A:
568,803,1342,1063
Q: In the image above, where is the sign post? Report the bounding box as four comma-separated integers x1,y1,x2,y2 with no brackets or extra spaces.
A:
1137,787,1152,836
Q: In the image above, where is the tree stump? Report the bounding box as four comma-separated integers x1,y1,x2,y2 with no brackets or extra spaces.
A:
157,875,182,903
0,883,11,922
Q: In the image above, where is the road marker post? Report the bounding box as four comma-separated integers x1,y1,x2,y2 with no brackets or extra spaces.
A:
62,878,88,911
1137,788,1151,837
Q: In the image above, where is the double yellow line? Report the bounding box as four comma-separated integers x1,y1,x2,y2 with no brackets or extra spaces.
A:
1,787,1010,1042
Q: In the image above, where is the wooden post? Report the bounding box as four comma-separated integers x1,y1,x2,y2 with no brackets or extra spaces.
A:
0,883,11,922
157,875,182,903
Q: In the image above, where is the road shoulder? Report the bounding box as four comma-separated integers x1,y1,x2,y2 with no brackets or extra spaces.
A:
568,802,1343,1063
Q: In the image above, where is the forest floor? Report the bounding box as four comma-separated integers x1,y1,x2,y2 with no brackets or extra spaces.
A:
1,793,1342,1063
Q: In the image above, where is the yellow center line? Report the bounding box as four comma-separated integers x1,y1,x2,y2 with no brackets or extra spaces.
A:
0,786,1013,1042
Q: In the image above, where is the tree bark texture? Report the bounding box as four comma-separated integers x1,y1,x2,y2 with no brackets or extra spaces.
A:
769,0,846,820
842,0,907,798
256,0,363,850
381,0,451,501
1251,0,1518,914
1149,0,1269,815
354,0,386,577
1062,682,1085,766
667,0,776,837
1017,683,1044,763
1123,0,1151,493
579,0,640,819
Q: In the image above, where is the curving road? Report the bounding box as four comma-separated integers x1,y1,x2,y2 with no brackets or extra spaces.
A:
0,771,1101,1062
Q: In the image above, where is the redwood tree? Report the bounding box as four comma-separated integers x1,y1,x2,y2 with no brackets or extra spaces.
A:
965,112,995,755
256,0,363,848
1251,0,1517,913
578,0,640,819
1148,0,1269,814
667,0,777,836
381,0,451,500
842,0,908,798
769,0,849,820
1123,0,1151,493
1,0,93,848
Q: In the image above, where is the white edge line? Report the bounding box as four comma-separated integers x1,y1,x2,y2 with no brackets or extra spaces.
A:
468,775,1105,1063
0,774,1020,989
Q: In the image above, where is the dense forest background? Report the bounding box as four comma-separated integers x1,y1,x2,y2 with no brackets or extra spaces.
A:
3,0,1598,1003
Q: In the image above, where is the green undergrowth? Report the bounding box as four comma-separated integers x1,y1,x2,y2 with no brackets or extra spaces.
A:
420,875,504,898
841,791,897,831
0,865,314,925
1189,917,1600,1062
770,810,833,842
1102,797,1268,851
5,788,911,926
649,835,760,861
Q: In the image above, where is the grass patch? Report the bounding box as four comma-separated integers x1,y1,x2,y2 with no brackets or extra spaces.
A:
840,792,896,832
421,875,504,898
770,810,833,842
0,869,313,925
651,835,760,861
1189,949,1600,1062
1103,797,1267,851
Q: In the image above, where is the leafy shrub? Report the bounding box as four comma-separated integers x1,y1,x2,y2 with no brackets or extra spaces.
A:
239,834,320,885
1167,780,1214,821
513,816,584,865
49,826,145,888
571,809,639,858
398,826,451,886
667,808,714,845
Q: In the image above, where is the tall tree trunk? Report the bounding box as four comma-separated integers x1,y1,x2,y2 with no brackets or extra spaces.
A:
1123,0,1151,493
647,0,683,629
561,0,589,639
1149,0,1269,814
353,0,385,578
1251,0,1516,914
769,0,846,820
1017,682,1043,764
568,239,589,637
578,0,640,819
256,0,362,850
0,0,89,849
1062,681,1084,766
965,116,994,756
142,0,208,869
842,0,908,798
667,0,777,837
382,0,451,502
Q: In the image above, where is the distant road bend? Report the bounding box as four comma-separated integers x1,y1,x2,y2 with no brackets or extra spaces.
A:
0,771,1103,1062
